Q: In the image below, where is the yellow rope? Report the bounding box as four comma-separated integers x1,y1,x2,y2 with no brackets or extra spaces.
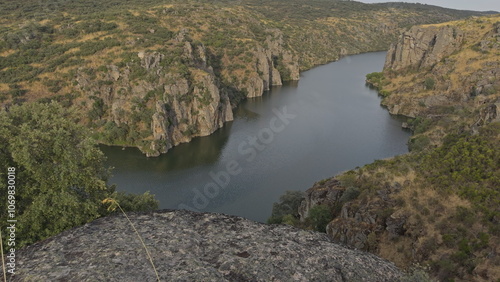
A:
103,198,160,281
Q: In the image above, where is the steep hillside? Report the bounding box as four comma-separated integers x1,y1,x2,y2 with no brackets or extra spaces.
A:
0,0,485,156
377,15,500,150
290,15,500,282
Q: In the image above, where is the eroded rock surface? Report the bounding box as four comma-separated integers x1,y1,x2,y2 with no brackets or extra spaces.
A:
384,25,464,71
11,210,403,282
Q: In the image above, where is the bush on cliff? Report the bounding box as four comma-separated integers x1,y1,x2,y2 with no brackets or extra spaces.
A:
366,72,385,89
424,77,436,90
267,190,304,224
308,204,332,232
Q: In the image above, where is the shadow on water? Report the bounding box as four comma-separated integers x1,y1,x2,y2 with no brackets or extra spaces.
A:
101,121,233,173
102,82,299,174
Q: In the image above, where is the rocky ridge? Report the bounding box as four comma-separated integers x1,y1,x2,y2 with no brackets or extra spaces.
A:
299,178,406,253
11,210,403,282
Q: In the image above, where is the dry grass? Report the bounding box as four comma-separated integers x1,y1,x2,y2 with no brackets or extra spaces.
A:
375,182,476,271
392,169,416,184
52,31,108,45
378,233,414,268
190,68,209,80
0,50,15,57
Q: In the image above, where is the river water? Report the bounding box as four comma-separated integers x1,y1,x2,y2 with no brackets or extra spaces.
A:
102,51,411,222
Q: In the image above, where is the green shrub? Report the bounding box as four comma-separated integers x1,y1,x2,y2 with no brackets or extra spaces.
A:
424,77,435,90
339,186,360,203
308,204,332,232
267,190,304,224
111,191,159,212
408,135,430,152
411,117,432,134
338,172,357,187
88,97,106,120
282,214,298,226
401,267,433,282
0,102,159,248
379,90,391,97
366,72,384,83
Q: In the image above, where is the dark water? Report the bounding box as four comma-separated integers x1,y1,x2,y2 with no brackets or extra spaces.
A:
102,52,411,222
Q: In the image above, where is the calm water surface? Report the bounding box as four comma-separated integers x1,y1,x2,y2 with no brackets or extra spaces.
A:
102,52,410,222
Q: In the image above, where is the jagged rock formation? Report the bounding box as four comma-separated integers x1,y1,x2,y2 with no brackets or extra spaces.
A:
298,178,344,220
76,41,236,156
240,30,299,98
75,30,298,156
384,25,464,71
11,210,403,282
379,16,500,121
299,179,405,251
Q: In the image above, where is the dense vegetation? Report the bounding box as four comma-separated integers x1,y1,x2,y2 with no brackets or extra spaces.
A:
347,125,499,281
0,102,158,247
267,191,304,225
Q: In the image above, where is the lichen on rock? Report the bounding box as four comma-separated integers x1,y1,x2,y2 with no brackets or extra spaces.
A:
12,210,403,282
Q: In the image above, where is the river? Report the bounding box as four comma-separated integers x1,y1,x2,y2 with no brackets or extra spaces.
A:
102,51,411,222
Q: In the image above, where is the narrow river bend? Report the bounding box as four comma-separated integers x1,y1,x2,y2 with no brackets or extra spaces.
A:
102,51,411,222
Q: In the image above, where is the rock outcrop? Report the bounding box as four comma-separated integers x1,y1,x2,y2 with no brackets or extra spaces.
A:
299,179,405,251
243,30,299,98
298,178,344,220
75,29,299,156
11,210,403,282
384,25,464,71
76,42,234,157
379,17,500,122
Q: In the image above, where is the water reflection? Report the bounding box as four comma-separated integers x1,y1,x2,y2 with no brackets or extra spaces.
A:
101,121,233,173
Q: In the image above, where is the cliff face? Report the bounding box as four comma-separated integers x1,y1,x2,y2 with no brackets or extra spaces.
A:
299,179,406,252
241,30,299,98
379,16,500,121
74,30,298,156
11,210,403,281
76,40,234,156
384,25,464,71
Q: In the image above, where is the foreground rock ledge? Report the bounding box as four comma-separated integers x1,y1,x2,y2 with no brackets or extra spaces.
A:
11,210,402,281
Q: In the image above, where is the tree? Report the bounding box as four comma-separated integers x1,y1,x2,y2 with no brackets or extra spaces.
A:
308,205,332,232
267,190,304,224
0,102,158,247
